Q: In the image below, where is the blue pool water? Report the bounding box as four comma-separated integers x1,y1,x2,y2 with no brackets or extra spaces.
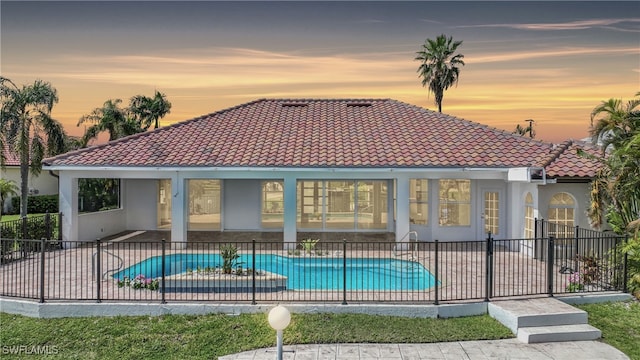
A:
113,254,436,291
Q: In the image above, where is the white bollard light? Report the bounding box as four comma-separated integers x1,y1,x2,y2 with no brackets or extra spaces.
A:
268,305,291,360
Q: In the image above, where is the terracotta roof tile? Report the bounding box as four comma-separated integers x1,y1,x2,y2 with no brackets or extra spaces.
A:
543,140,602,178
44,98,580,171
2,143,20,166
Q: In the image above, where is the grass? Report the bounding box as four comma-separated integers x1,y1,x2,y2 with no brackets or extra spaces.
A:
0,213,46,222
1,301,637,359
0,312,512,360
577,301,640,360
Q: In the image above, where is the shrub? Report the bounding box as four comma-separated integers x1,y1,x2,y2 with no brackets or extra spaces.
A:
220,244,242,274
622,236,640,299
10,195,58,214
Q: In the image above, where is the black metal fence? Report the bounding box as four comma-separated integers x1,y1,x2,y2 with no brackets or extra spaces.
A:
1,213,62,264
0,226,629,304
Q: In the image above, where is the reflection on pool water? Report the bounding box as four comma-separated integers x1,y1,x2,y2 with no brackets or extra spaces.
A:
113,254,436,291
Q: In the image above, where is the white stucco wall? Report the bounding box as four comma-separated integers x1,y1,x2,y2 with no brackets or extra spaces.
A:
124,179,159,230
1,166,58,212
78,208,127,241
538,182,592,229
223,179,262,230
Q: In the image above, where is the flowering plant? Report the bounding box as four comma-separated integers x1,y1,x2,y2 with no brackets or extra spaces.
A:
566,272,585,292
117,274,159,290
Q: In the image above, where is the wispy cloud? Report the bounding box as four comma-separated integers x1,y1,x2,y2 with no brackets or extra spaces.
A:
459,18,640,32
41,48,414,89
469,46,638,64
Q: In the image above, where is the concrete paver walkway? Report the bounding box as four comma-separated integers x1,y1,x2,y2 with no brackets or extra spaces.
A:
218,339,629,359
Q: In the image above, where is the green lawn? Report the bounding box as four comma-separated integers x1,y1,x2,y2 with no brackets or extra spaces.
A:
0,214,46,222
0,312,512,360
1,301,637,360
577,301,640,360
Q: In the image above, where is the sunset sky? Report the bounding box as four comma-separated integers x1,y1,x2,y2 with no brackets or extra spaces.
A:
2,1,638,143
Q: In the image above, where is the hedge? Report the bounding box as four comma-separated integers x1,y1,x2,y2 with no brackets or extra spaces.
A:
9,195,59,214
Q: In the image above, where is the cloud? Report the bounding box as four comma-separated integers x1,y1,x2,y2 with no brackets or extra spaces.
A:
36,47,415,90
468,46,638,64
459,18,640,32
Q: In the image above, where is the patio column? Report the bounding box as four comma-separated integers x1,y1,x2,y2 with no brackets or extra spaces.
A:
395,175,411,247
171,172,187,249
283,175,297,250
59,172,78,248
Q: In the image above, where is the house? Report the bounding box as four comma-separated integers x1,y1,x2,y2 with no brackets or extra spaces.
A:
42,99,601,248
1,143,59,214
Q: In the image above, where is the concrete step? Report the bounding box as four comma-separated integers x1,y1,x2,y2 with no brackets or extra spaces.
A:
488,298,587,333
517,324,602,343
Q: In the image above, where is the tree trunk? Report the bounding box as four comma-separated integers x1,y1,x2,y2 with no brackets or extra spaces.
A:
20,157,29,219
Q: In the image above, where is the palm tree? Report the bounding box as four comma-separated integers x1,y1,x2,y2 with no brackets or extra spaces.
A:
77,99,143,145
0,77,66,218
0,179,19,221
586,92,640,231
415,34,465,112
590,94,640,151
129,91,172,130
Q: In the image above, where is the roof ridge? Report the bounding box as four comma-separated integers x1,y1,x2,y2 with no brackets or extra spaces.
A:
540,139,574,168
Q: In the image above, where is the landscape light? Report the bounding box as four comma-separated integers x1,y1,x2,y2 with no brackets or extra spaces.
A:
268,305,291,360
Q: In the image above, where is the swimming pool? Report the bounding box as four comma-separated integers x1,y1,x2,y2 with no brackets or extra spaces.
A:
113,254,436,291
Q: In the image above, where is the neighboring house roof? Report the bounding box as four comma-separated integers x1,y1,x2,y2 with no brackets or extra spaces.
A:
543,140,602,179
2,143,20,166
42,98,601,178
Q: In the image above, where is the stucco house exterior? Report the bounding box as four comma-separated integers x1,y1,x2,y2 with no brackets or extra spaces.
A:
42,99,600,249
2,144,59,214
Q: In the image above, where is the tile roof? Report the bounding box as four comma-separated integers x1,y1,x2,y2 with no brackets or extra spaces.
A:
42,98,600,177
543,140,602,179
2,142,20,166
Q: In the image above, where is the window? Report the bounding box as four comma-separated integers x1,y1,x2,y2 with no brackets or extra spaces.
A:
297,180,388,230
298,180,323,229
188,180,221,230
524,192,534,239
438,179,471,226
326,181,355,229
409,179,428,225
78,178,120,213
484,191,499,235
262,181,283,228
357,181,387,229
157,179,172,228
548,192,575,239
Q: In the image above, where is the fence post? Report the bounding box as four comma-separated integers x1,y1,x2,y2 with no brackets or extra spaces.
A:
485,233,493,301
434,239,439,305
251,239,256,305
45,212,52,241
161,239,166,304
96,238,101,303
39,238,46,303
623,235,629,293
574,225,579,273
21,216,27,241
547,236,554,297
342,239,347,305
58,212,63,242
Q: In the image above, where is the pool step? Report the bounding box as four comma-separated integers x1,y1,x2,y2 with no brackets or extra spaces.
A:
488,298,601,344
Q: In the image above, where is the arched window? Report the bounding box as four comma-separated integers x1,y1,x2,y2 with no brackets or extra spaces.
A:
547,192,575,238
524,192,534,239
